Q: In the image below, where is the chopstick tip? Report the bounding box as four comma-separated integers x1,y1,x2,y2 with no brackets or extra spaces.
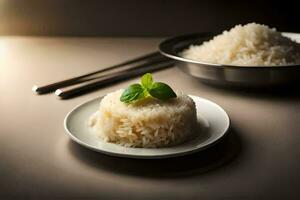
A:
32,85,39,93
55,89,63,96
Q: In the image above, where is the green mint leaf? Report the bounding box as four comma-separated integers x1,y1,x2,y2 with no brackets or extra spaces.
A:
149,82,177,100
120,73,177,104
120,84,144,103
141,73,153,89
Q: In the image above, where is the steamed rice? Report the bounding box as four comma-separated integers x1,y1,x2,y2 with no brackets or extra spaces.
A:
89,89,197,148
181,23,300,66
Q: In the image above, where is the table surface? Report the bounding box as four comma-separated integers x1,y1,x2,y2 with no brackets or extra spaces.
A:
1,36,300,200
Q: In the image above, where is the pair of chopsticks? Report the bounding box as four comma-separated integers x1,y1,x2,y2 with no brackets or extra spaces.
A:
32,51,175,99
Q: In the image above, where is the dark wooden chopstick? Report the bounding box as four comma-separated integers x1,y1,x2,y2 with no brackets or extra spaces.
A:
32,51,161,94
57,55,170,85
55,59,175,99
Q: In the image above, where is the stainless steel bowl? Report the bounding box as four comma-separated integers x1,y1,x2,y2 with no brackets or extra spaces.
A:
159,33,300,87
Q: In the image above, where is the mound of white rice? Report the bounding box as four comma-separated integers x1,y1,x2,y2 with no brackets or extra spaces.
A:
89,89,197,148
181,23,300,66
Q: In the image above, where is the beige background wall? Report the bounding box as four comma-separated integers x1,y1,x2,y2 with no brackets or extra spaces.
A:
0,0,299,36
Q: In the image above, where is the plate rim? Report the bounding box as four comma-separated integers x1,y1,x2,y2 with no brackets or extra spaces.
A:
64,95,230,159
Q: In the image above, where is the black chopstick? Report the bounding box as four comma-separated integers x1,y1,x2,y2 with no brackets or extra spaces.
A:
55,59,175,99
32,51,161,94
56,55,171,88
57,55,171,86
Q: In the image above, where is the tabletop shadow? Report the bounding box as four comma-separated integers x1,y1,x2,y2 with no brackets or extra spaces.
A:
67,127,242,179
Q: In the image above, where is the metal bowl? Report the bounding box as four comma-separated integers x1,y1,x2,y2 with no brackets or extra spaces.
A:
159,33,300,87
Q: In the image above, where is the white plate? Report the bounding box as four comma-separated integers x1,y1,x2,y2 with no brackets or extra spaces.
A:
64,95,230,159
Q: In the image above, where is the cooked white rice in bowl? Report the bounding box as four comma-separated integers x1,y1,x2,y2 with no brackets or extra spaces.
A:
89,89,198,148
181,23,300,66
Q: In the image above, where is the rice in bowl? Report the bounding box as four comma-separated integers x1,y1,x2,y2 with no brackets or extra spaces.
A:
181,23,300,66
89,89,197,148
